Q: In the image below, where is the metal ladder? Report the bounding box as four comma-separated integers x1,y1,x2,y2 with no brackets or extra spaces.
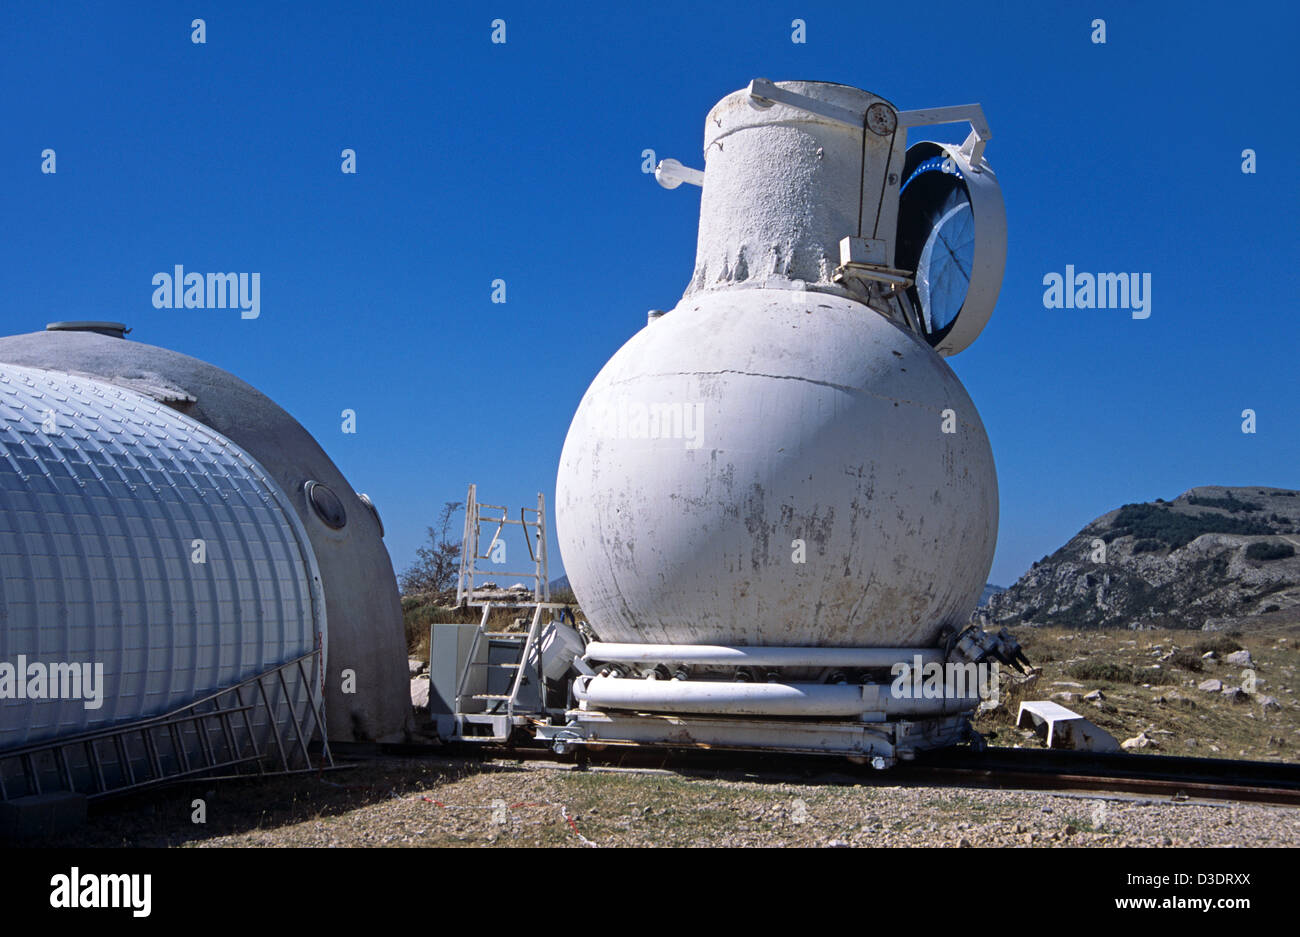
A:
0,652,331,801
449,486,570,741
456,483,551,606
452,603,550,741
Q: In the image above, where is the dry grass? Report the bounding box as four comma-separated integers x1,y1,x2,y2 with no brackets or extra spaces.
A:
975,621,1300,758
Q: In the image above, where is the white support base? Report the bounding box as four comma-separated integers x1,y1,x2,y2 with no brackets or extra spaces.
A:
535,709,974,766
454,713,526,742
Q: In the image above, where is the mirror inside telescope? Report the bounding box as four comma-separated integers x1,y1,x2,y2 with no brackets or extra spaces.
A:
896,149,977,347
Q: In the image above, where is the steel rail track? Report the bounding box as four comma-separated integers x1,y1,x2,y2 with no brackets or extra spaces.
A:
335,740,1300,807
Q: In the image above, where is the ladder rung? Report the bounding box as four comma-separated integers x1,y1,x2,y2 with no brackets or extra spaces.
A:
467,662,520,668
472,694,515,701
483,632,526,639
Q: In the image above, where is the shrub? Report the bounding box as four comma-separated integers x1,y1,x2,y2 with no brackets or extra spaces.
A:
1169,647,1203,672
1109,503,1272,550
1065,660,1177,685
1066,661,1133,683
1194,635,1243,656
1132,539,1163,554
1138,667,1180,686
1186,493,1262,513
1245,541,1295,562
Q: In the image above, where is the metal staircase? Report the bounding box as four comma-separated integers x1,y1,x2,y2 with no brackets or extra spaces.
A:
456,483,550,607
452,603,550,741
448,486,566,742
0,652,331,801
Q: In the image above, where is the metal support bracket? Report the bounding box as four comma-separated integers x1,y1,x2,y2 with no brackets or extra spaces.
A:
895,104,992,170
833,236,915,290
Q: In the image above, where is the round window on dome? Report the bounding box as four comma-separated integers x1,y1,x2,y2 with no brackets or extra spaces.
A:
305,480,347,529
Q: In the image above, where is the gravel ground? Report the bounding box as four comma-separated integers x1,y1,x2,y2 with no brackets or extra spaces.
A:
41,755,1300,848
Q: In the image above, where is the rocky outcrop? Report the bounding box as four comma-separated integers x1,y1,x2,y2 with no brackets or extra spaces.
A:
976,486,1300,630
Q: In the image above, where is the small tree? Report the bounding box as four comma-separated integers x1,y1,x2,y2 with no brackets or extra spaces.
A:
400,501,463,595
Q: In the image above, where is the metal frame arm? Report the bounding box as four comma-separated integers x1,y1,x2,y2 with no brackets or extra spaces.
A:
895,104,992,169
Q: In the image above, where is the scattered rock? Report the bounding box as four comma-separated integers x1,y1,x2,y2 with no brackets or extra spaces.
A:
1197,679,1223,693
1256,695,1281,711
1051,692,1076,704
410,676,430,709
1084,689,1105,702
1225,650,1254,667
1122,732,1155,750
1221,686,1247,704
1201,651,1218,661
408,659,427,677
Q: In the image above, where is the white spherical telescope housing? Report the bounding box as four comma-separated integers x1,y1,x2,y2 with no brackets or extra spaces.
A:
557,81,1004,651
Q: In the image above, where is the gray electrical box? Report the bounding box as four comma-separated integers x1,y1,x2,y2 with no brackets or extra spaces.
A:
428,622,478,738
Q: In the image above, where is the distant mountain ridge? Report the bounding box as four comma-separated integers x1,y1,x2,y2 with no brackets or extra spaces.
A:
977,486,1300,631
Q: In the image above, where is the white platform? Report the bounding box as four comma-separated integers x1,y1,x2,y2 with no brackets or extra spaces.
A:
1016,701,1119,752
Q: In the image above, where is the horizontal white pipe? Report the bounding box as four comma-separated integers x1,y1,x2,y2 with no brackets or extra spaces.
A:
583,643,944,669
573,675,975,718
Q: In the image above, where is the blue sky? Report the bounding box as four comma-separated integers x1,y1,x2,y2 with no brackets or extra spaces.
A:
2,1,1296,588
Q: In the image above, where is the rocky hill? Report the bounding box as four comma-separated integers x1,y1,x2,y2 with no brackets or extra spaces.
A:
978,486,1300,631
